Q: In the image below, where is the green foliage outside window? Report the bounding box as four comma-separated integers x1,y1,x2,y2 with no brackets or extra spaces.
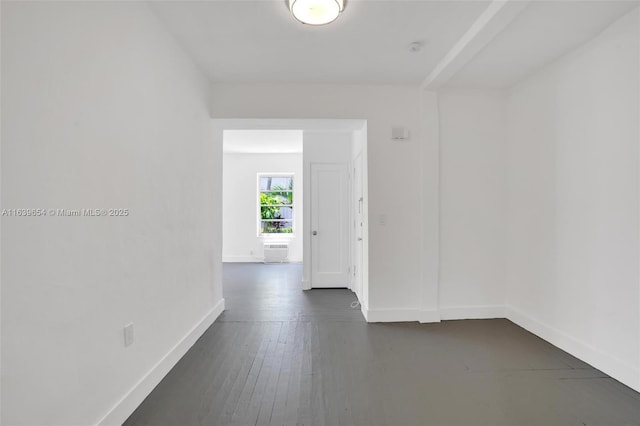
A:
259,179,293,234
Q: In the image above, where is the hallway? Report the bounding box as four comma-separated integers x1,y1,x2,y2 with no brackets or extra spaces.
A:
125,264,640,426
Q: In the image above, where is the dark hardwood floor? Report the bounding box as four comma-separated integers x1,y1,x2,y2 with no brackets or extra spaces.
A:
124,263,640,426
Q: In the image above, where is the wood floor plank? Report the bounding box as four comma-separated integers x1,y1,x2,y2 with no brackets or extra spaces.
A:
124,263,640,426
295,321,313,426
282,317,306,426
195,323,250,424
242,323,282,425
254,321,289,426
308,322,326,426
198,322,264,425
216,322,270,424
269,319,302,426
230,322,281,426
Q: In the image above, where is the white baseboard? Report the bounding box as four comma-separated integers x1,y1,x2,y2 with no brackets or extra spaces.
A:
222,256,260,263
364,308,419,322
506,305,640,393
418,309,441,323
360,302,369,321
362,305,506,323
223,257,303,263
97,298,226,426
440,305,506,321
363,308,441,323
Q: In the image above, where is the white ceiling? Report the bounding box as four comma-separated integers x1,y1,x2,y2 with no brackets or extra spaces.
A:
447,0,640,89
150,0,639,88
223,130,303,153
149,0,490,84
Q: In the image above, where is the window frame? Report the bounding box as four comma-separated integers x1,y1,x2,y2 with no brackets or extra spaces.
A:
257,173,295,237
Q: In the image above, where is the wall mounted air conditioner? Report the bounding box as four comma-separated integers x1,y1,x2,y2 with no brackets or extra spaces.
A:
263,243,289,263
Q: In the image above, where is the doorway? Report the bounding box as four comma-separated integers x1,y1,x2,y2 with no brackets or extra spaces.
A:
216,119,368,305
221,130,303,264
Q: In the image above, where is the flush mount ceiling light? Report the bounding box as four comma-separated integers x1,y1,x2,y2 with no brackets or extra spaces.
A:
288,0,345,26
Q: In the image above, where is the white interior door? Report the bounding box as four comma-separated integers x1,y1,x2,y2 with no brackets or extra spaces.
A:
311,163,349,288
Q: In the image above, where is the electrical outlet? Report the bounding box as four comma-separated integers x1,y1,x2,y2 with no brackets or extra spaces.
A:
123,323,134,347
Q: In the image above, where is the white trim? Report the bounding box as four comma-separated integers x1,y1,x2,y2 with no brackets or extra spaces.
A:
506,305,640,393
364,308,419,323
97,299,226,426
363,306,507,323
360,302,369,321
223,257,304,263
301,279,311,290
418,309,442,323
222,256,261,263
439,305,506,320
364,306,507,323
363,308,441,323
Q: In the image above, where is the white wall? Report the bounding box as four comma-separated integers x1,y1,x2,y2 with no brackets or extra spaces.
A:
438,90,507,319
351,129,367,301
506,9,640,391
1,2,221,425
3,2,638,425
223,153,303,262
302,131,353,288
211,85,424,319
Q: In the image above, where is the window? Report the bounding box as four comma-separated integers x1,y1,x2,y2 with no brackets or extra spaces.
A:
258,174,294,235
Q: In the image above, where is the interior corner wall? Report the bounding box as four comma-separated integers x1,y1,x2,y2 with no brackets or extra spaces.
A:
505,8,640,391
420,90,441,322
438,90,507,319
211,85,423,318
1,3,221,425
222,153,303,263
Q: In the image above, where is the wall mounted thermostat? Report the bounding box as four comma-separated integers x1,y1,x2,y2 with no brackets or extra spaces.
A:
391,127,409,140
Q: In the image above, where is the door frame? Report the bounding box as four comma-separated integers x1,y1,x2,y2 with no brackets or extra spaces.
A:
351,150,364,300
212,119,369,307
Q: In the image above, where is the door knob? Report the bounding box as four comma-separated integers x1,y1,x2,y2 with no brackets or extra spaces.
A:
312,230,318,235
